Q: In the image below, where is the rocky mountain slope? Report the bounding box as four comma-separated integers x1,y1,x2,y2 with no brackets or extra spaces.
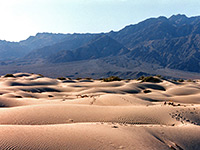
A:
47,35,129,63
0,14,200,78
109,14,200,73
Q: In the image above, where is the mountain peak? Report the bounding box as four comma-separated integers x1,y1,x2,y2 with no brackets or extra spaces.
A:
169,14,188,21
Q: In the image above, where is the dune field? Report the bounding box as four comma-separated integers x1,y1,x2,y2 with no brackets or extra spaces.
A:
0,73,199,149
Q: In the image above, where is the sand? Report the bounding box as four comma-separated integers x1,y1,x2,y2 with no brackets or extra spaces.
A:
0,73,200,149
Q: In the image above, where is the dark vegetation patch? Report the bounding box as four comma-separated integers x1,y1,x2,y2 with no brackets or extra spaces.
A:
178,79,184,82
187,79,195,82
164,101,181,107
138,76,162,83
102,76,122,82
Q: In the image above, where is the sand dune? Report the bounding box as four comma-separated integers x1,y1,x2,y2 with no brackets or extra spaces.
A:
0,73,200,149
0,124,199,150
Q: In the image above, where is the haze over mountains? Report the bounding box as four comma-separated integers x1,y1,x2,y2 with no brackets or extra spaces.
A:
0,14,200,79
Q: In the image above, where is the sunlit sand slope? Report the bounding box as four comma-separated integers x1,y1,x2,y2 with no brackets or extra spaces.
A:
0,73,200,149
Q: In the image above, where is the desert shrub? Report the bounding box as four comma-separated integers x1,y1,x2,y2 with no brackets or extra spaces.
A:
38,74,44,77
140,76,162,83
137,76,145,80
102,76,122,82
156,75,165,80
57,77,66,80
4,74,15,77
187,79,194,82
178,79,184,82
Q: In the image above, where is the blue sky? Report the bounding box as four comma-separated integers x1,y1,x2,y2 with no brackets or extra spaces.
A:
0,0,200,41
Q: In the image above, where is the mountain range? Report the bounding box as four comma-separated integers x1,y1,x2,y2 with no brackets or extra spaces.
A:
0,14,200,79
